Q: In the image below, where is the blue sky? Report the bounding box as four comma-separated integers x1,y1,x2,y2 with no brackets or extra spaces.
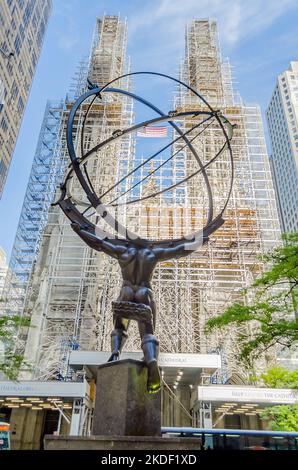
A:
1,0,298,259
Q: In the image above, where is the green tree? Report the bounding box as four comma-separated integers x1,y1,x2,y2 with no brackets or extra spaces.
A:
260,405,298,432
257,367,298,431
0,312,30,380
260,366,298,389
205,232,298,366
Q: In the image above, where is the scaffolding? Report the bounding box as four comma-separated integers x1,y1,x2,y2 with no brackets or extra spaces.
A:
7,17,281,384
2,100,65,321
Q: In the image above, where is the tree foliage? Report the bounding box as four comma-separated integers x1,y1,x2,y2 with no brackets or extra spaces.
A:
0,313,30,380
260,405,298,432
205,232,298,365
257,367,298,431
259,366,298,389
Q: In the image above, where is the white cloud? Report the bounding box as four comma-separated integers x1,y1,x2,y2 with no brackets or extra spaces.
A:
129,0,297,48
124,0,298,79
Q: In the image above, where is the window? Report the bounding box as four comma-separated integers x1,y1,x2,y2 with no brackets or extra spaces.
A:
19,25,25,41
0,78,4,108
0,116,7,132
17,96,24,113
23,0,36,28
14,34,22,56
10,18,16,31
11,81,18,100
32,13,38,32
0,160,7,184
18,61,24,75
31,50,37,68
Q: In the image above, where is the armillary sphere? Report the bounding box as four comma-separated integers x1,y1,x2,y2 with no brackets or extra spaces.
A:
55,71,235,247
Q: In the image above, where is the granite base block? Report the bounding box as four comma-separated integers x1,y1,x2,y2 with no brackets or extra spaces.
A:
44,435,202,451
92,359,161,437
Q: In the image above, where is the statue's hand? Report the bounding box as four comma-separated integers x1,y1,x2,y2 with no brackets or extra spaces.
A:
71,222,102,251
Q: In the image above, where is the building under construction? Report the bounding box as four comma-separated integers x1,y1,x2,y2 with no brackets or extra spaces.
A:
0,17,282,448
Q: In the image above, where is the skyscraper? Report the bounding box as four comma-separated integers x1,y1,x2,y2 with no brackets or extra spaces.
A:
266,61,298,233
0,0,52,197
5,17,281,388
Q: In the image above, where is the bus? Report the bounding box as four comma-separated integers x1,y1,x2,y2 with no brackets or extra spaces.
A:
161,427,298,450
0,422,10,451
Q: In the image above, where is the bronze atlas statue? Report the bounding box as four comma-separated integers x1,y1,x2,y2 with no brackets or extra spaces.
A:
54,72,234,394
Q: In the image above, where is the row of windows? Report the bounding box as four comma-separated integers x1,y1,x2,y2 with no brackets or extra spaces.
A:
282,74,298,83
0,108,18,138
23,0,36,28
0,116,8,132
282,199,298,221
0,159,7,184
267,92,294,155
277,167,297,190
0,11,5,30
17,95,24,113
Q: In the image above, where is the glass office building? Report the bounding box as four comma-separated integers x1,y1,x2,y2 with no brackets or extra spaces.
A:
0,0,52,196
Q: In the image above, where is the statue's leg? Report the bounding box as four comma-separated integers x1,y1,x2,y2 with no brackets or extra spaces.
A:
108,316,129,362
141,332,161,394
108,285,133,362
135,288,161,394
108,286,134,362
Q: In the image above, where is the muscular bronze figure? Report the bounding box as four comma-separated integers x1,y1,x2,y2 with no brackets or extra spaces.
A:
59,198,224,393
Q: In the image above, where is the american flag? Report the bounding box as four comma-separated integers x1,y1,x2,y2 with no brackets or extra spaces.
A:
137,126,168,138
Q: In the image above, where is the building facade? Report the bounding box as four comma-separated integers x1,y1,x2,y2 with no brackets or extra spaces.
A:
266,61,298,233
0,0,52,197
0,247,8,296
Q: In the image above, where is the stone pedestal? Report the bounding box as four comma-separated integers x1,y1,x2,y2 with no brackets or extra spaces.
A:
92,359,161,437
44,435,202,450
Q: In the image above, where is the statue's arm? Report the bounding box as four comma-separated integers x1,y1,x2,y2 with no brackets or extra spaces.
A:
153,238,204,261
71,223,126,258
58,198,126,258
154,215,224,261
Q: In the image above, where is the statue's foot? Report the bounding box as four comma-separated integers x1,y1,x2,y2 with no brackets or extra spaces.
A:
108,351,120,362
147,360,161,394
